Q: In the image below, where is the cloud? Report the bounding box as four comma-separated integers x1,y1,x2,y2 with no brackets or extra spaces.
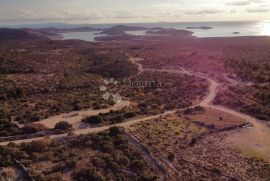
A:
149,3,181,9
249,0,265,3
0,0,269,23
226,0,266,5
113,10,137,19
0,9,109,22
246,7,269,12
185,9,221,15
0,8,153,23
226,1,250,6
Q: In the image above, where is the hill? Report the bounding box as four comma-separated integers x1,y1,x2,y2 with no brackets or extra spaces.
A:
0,28,49,41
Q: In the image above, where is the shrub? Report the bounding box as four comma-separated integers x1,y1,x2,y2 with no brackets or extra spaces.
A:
52,163,66,172
194,106,205,112
21,125,39,134
100,143,113,153
7,142,17,148
118,156,129,166
54,121,72,130
14,88,24,98
83,115,103,124
92,102,101,110
92,157,104,167
112,115,125,123
129,160,144,172
168,153,175,162
0,155,12,167
136,174,158,181
107,160,120,172
22,140,49,153
124,111,137,119
73,101,83,111
73,168,105,181
188,138,197,147
65,160,76,170
113,135,127,147
183,108,193,115
109,126,121,136
41,173,64,181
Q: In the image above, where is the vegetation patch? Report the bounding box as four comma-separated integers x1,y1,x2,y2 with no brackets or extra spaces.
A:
82,109,137,125
0,127,158,181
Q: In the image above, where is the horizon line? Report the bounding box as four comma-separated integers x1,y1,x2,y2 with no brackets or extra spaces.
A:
0,19,267,27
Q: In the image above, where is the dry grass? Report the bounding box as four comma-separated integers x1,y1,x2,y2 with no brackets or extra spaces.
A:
185,107,246,129
129,114,207,153
127,111,270,180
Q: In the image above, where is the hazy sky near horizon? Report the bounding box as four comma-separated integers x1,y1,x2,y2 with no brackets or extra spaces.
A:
0,0,270,24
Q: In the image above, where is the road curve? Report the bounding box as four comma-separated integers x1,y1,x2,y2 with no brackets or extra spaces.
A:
0,56,269,146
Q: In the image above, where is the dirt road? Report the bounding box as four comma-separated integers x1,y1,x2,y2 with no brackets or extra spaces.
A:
126,57,270,162
0,111,174,145
36,100,130,129
1,55,269,160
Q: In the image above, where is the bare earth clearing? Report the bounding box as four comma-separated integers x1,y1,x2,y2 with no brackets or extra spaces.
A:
36,100,130,128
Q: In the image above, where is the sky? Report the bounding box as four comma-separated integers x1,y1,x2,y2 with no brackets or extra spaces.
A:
0,0,270,24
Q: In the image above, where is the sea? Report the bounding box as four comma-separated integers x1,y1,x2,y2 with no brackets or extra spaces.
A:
132,20,270,37
5,20,269,41
60,21,270,41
